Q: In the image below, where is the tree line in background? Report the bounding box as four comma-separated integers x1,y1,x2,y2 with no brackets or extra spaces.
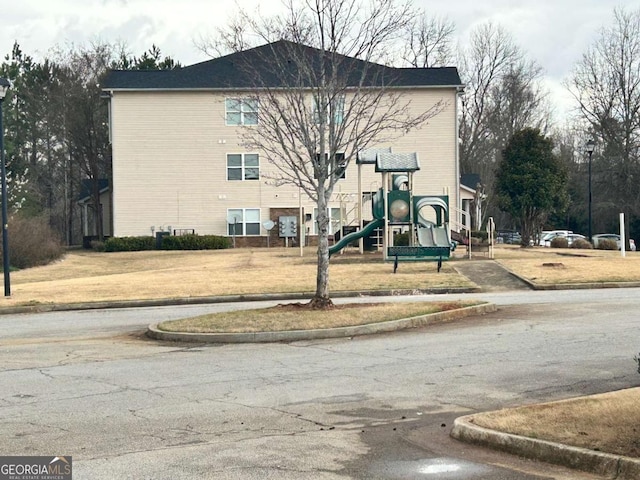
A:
0,42,179,247
1,3,640,247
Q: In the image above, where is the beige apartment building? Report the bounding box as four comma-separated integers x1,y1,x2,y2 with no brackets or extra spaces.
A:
102,40,470,247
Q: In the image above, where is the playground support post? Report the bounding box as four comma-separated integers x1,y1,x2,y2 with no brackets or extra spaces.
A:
382,172,389,261
299,186,304,257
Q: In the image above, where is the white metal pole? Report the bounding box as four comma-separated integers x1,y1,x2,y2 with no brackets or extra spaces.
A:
358,163,363,254
620,212,626,258
489,217,494,259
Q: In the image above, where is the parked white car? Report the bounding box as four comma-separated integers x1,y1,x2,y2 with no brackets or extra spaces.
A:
538,230,572,246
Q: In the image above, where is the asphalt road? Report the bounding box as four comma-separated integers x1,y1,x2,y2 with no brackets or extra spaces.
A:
0,288,637,479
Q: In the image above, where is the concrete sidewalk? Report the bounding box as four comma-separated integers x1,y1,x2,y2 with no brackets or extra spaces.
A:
453,260,531,292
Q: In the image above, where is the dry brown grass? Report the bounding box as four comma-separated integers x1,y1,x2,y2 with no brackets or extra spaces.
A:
471,388,640,458
4,248,472,307
9,244,640,462
494,246,640,284
4,245,640,308
158,301,481,333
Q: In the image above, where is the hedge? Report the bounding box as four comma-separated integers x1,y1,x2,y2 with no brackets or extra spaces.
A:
104,236,155,252
161,234,231,250
596,239,618,250
103,234,231,252
570,238,593,249
549,237,568,248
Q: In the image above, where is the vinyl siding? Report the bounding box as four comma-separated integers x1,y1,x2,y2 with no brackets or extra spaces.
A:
110,88,459,237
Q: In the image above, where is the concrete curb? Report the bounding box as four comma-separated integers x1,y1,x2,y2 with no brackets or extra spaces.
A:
4,277,640,316
146,302,497,343
529,281,640,290
0,287,481,316
451,414,640,479
494,260,640,291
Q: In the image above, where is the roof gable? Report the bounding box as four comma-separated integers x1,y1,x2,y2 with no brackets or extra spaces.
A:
103,40,462,91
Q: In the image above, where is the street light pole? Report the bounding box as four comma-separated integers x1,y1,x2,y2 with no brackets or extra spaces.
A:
0,78,11,297
586,139,595,244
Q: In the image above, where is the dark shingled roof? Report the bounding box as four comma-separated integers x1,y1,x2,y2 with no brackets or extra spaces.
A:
78,178,109,202
103,40,462,91
461,173,482,190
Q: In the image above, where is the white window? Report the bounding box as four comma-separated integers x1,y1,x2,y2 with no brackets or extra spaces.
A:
313,207,344,235
315,152,346,179
225,98,258,126
227,153,260,181
313,95,345,125
227,208,261,236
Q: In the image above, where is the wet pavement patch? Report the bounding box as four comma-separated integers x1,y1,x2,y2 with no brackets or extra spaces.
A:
339,409,555,479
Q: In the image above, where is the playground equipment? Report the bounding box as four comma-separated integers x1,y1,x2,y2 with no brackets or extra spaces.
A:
329,151,454,260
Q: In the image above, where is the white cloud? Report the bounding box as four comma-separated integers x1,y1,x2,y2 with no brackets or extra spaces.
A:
2,0,640,118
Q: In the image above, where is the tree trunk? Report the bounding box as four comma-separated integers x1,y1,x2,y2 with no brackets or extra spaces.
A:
310,190,334,309
91,179,104,241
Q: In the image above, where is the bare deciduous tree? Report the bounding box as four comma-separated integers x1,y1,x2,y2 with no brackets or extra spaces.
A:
458,22,550,229
567,7,640,238
205,0,445,308
401,14,455,68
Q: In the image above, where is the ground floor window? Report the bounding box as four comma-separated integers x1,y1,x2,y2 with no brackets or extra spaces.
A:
313,207,344,235
227,208,261,236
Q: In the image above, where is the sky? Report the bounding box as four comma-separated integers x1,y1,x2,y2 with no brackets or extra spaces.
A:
2,0,639,120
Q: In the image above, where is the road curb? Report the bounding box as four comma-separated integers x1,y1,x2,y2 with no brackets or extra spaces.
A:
0,287,481,316
494,260,640,291
146,302,497,343
529,281,640,290
451,414,640,479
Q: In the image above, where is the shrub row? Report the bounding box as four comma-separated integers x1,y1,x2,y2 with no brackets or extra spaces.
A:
596,239,618,250
571,238,593,249
549,237,594,249
103,234,231,252
161,234,231,250
104,236,155,252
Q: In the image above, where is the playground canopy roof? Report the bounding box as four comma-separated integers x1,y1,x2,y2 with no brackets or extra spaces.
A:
357,147,393,165
375,152,420,172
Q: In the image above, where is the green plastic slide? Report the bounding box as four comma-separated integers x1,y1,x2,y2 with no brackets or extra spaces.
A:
328,218,385,257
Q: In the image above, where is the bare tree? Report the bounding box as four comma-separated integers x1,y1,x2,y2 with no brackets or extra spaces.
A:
458,22,550,229
207,0,445,308
401,14,455,68
567,7,640,239
55,44,114,241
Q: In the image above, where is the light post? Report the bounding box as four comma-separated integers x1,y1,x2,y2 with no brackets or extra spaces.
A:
0,78,11,296
586,139,595,244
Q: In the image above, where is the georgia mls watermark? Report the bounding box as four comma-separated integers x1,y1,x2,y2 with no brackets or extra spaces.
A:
0,456,72,480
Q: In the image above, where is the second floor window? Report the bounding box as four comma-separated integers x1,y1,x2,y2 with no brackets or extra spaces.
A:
313,95,345,125
226,98,258,126
227,153,260,181
315,152,346,179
